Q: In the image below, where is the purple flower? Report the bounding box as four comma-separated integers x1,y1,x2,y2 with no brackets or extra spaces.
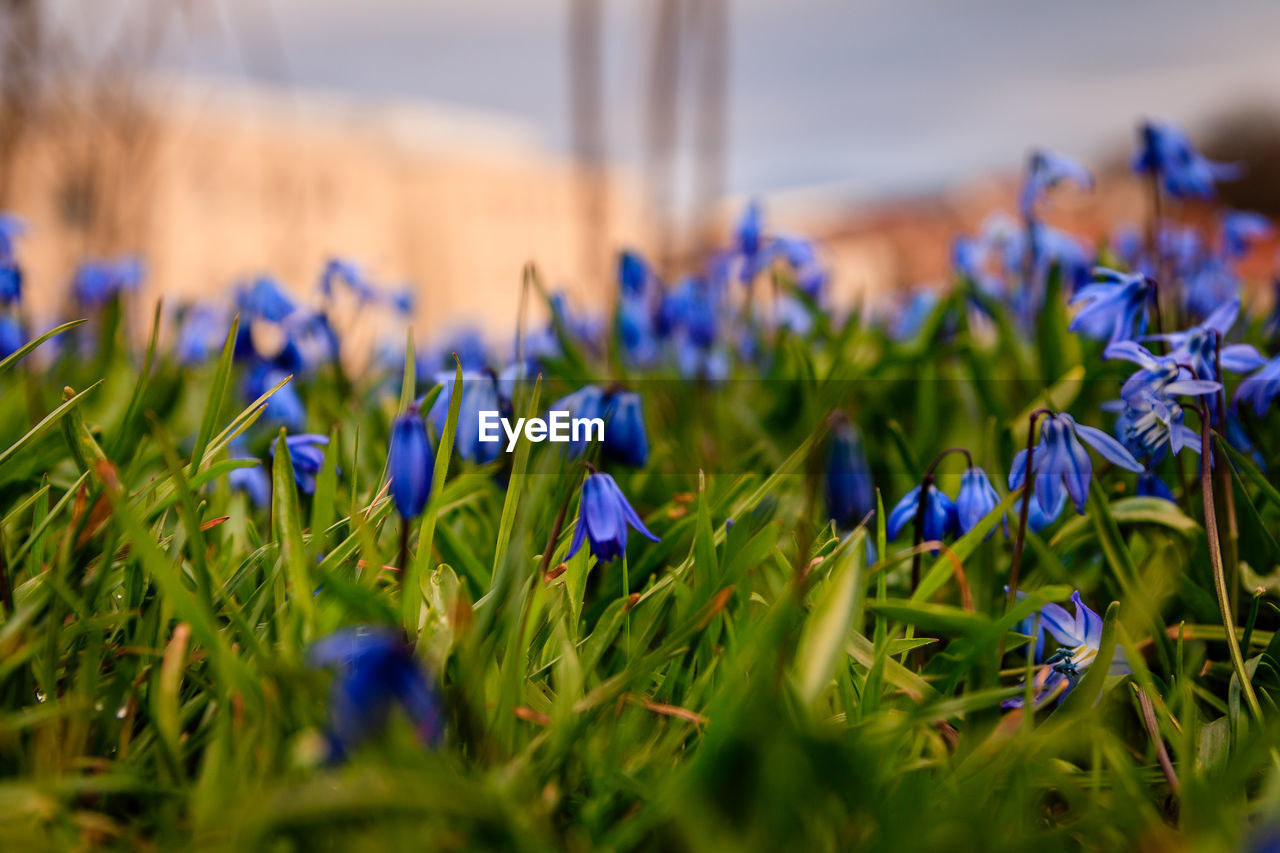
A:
427,370,506,464
1132,120,1240,199
567,471,659,563
0,314,24,358
388,410,433,519
228,455,271,509
1235,355,1280,418
308,626,444,761
825,420,874,529
1136,469,1176,503
73,257,144,307
956,466,1005,538
1009,413,1143,515
1020,149,1092,219
245,365,307,432
271,433,329,494
1004,591,1130,709
886,482,958,543
602,391,649,468
1069,268,1152,343
1146,297,1265,384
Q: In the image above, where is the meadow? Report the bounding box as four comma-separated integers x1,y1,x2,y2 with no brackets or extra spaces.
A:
2,121,1280,850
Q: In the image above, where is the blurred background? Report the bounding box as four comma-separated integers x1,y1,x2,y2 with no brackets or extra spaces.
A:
4,0,1280,336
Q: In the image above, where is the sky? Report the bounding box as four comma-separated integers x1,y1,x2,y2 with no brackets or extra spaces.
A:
65,0,1280,202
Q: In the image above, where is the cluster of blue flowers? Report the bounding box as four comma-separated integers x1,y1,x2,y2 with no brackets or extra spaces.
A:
8,110,1279,756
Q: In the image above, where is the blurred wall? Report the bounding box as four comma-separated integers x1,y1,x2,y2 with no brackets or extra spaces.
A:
4,81,651,338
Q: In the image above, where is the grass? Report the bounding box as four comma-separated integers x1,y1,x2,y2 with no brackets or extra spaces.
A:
0,212,1279,851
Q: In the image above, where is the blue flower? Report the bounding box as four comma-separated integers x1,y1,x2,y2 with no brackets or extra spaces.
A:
956,466,1005,538
773,235,827,298
245,365,307,432
735,199,769,281
72,257,144,307
886,482,958,543
0,314,24,358
548,384,606,459
277,311,341,375
238,275,297,323
1226,407,1265,469
567,471,660,563
1147,297,1265,384
228,455,271,509
1069,268,1151,343
271,433,329,494
1136,469,1175,503
175,305,230,366
1020,149,1092,219
1132,120,1240,199
427,370,506,464
0,262,21,305
618,292,659,366
1009,412,1144,515
1103,340,1222,457
1004,591,1131,709
825,420,874,528
388,410,433,519
602,391,649,468
320,257,376,301
618,250,652,297
0,213,26,264
1235,354,1280,418
1016,488,1067,533
308,626,444,761
1220,211,1271,258
890,290,940,341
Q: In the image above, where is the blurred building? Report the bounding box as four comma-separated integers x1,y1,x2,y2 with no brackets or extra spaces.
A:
3,79,651,338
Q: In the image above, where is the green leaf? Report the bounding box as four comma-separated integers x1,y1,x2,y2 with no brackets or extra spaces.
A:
192,314,240,469
795,536,864,704
272,429,315,644
0,382,101,472
0,318,85,375
404,357,468,635
1051,496,1200,550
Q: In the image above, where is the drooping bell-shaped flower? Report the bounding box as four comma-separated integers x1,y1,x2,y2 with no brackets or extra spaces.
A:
1132,120,1240,199
956,466,1005,538
825,420,875,529
1020,149,1093,220
549,384,606,459
271,433,330,494
602,391,649,468
1009,413,1144,515
1136,469,1176,503
228,452,271,509
427,370,506,464
388,410,433,519
308,626,445,761
0,314,23,359
245,365,307,432
1235,354,1280,419
886,482,958,543
72,257,144,308
1069,268,1152,343
237,275,297,323
566,471,660,563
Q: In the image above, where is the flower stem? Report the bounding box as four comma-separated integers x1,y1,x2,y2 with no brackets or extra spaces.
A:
909,446,972,596
1198,405,1262,720
1007,409,1051,611
1213,330,1240,618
